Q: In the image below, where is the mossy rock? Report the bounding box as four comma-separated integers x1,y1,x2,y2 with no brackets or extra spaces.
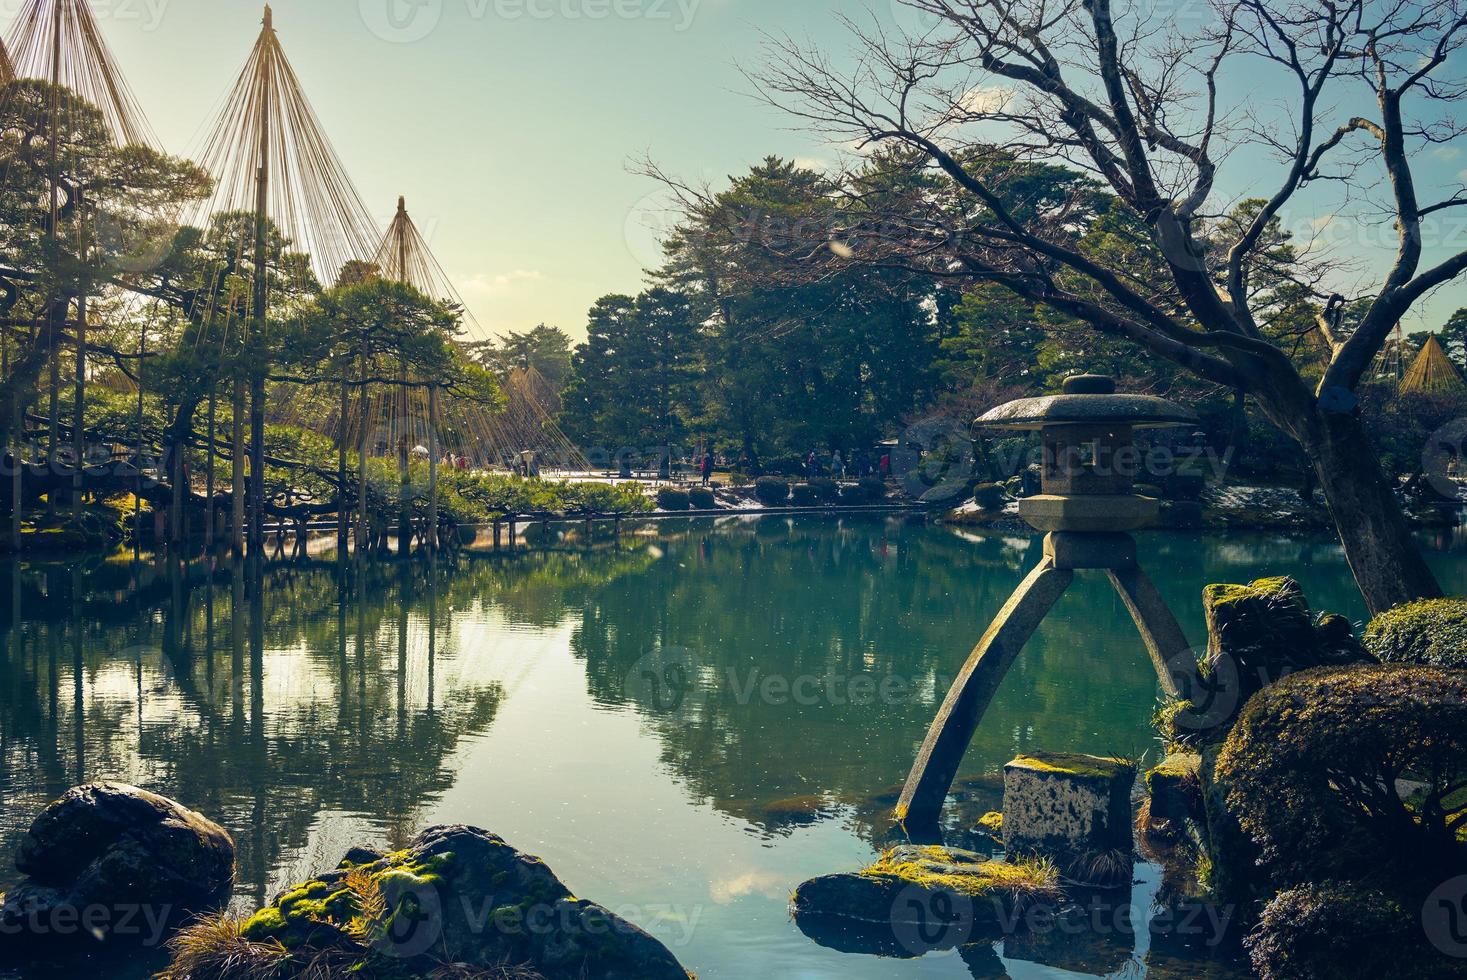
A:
1008,752,1135,781
1364,598,1467,669
975,811,1005,837
1164,577,1372,745
167,826,691,980
791,844,1060,949
1145,752,1203,830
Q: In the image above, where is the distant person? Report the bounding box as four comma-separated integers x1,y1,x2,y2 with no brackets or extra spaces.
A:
880,453,892,479
832,450,845,480
701,452,715,487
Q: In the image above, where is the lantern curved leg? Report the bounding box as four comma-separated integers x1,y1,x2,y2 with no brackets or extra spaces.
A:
897,559,1074,835
1108,565,1196,700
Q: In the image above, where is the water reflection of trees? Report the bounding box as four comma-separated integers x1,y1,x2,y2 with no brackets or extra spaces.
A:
0,519,1411,889
569,518,1387,840
0,556,507,905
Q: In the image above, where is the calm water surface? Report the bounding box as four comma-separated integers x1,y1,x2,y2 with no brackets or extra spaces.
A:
3,517,1466,979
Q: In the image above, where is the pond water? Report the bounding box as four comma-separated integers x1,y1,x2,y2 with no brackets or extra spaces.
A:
2,517,1466,979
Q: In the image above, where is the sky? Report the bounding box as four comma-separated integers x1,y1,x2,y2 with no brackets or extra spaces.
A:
6,0,1466,343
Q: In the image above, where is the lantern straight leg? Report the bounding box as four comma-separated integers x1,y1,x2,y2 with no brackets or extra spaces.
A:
897,559,1074,833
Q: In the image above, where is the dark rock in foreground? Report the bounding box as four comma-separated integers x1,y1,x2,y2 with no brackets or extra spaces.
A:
162,825,691,980
0,783,235,953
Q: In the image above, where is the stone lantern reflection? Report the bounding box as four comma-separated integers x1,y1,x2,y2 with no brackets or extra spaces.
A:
898,375,1203,832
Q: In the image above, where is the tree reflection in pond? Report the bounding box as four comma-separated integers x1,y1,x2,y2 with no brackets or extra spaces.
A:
2,518,1463,979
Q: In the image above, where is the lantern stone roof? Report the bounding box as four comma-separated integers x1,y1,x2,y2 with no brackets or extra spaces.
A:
976,375,1200,431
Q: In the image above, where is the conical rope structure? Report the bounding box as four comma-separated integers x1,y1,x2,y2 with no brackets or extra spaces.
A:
0,0,171,532
1403,334,1467,396
182,5,382,553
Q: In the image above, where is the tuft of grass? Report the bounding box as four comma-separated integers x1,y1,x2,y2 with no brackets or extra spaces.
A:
159,916,291,980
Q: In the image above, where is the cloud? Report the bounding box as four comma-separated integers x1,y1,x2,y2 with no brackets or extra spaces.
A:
458,269,544,299
958,85,1012,115
709,870,789,904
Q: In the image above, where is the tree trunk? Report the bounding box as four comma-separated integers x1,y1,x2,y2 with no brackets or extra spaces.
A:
1304,409,1442,615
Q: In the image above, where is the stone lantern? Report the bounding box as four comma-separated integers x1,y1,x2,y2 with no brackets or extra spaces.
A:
897,375,1203,833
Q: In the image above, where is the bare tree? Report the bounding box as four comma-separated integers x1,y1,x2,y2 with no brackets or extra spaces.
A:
740,0,1467,613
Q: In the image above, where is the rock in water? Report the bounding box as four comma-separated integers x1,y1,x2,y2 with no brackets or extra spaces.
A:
0,783,235,951
791,845,1061,957
169,825,691,980
1003,752,1136,886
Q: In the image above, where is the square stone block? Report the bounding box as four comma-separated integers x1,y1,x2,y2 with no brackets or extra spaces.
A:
1003,752,1136,884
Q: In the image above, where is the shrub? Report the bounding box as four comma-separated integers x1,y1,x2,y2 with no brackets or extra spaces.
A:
790,484,821,507
688,487,717,510
809,477,841,504
754,477,790,507
1364,598,1467,669
859,477,887,501
1216,665,1467,890
1247,883,1452,980
840,483,873,505
656,488,692,511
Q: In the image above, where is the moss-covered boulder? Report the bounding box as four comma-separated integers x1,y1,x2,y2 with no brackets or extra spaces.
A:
1161,577,1372,745
0,783,235,953
1364,598,1467,669
1002,752,1136,886
791,845,1060,955
1216,666,1467,894
1247,882,1461,980
163,826,690,980
1144,752,1203,833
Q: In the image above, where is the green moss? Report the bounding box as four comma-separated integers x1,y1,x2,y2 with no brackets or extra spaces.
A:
1008,751,1136,780
856,846,1059,901
1145,752,1201,795
1363,598,1467,668
976,811,1004,835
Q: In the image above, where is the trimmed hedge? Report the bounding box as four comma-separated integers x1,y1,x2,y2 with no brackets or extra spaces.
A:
656,488,692,511
790,484,821,507
688,487,717,510
808,478,841,504
1364,598,1467,668
1248,883,1450,980
1216,665,1467,890
754,477,790,507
